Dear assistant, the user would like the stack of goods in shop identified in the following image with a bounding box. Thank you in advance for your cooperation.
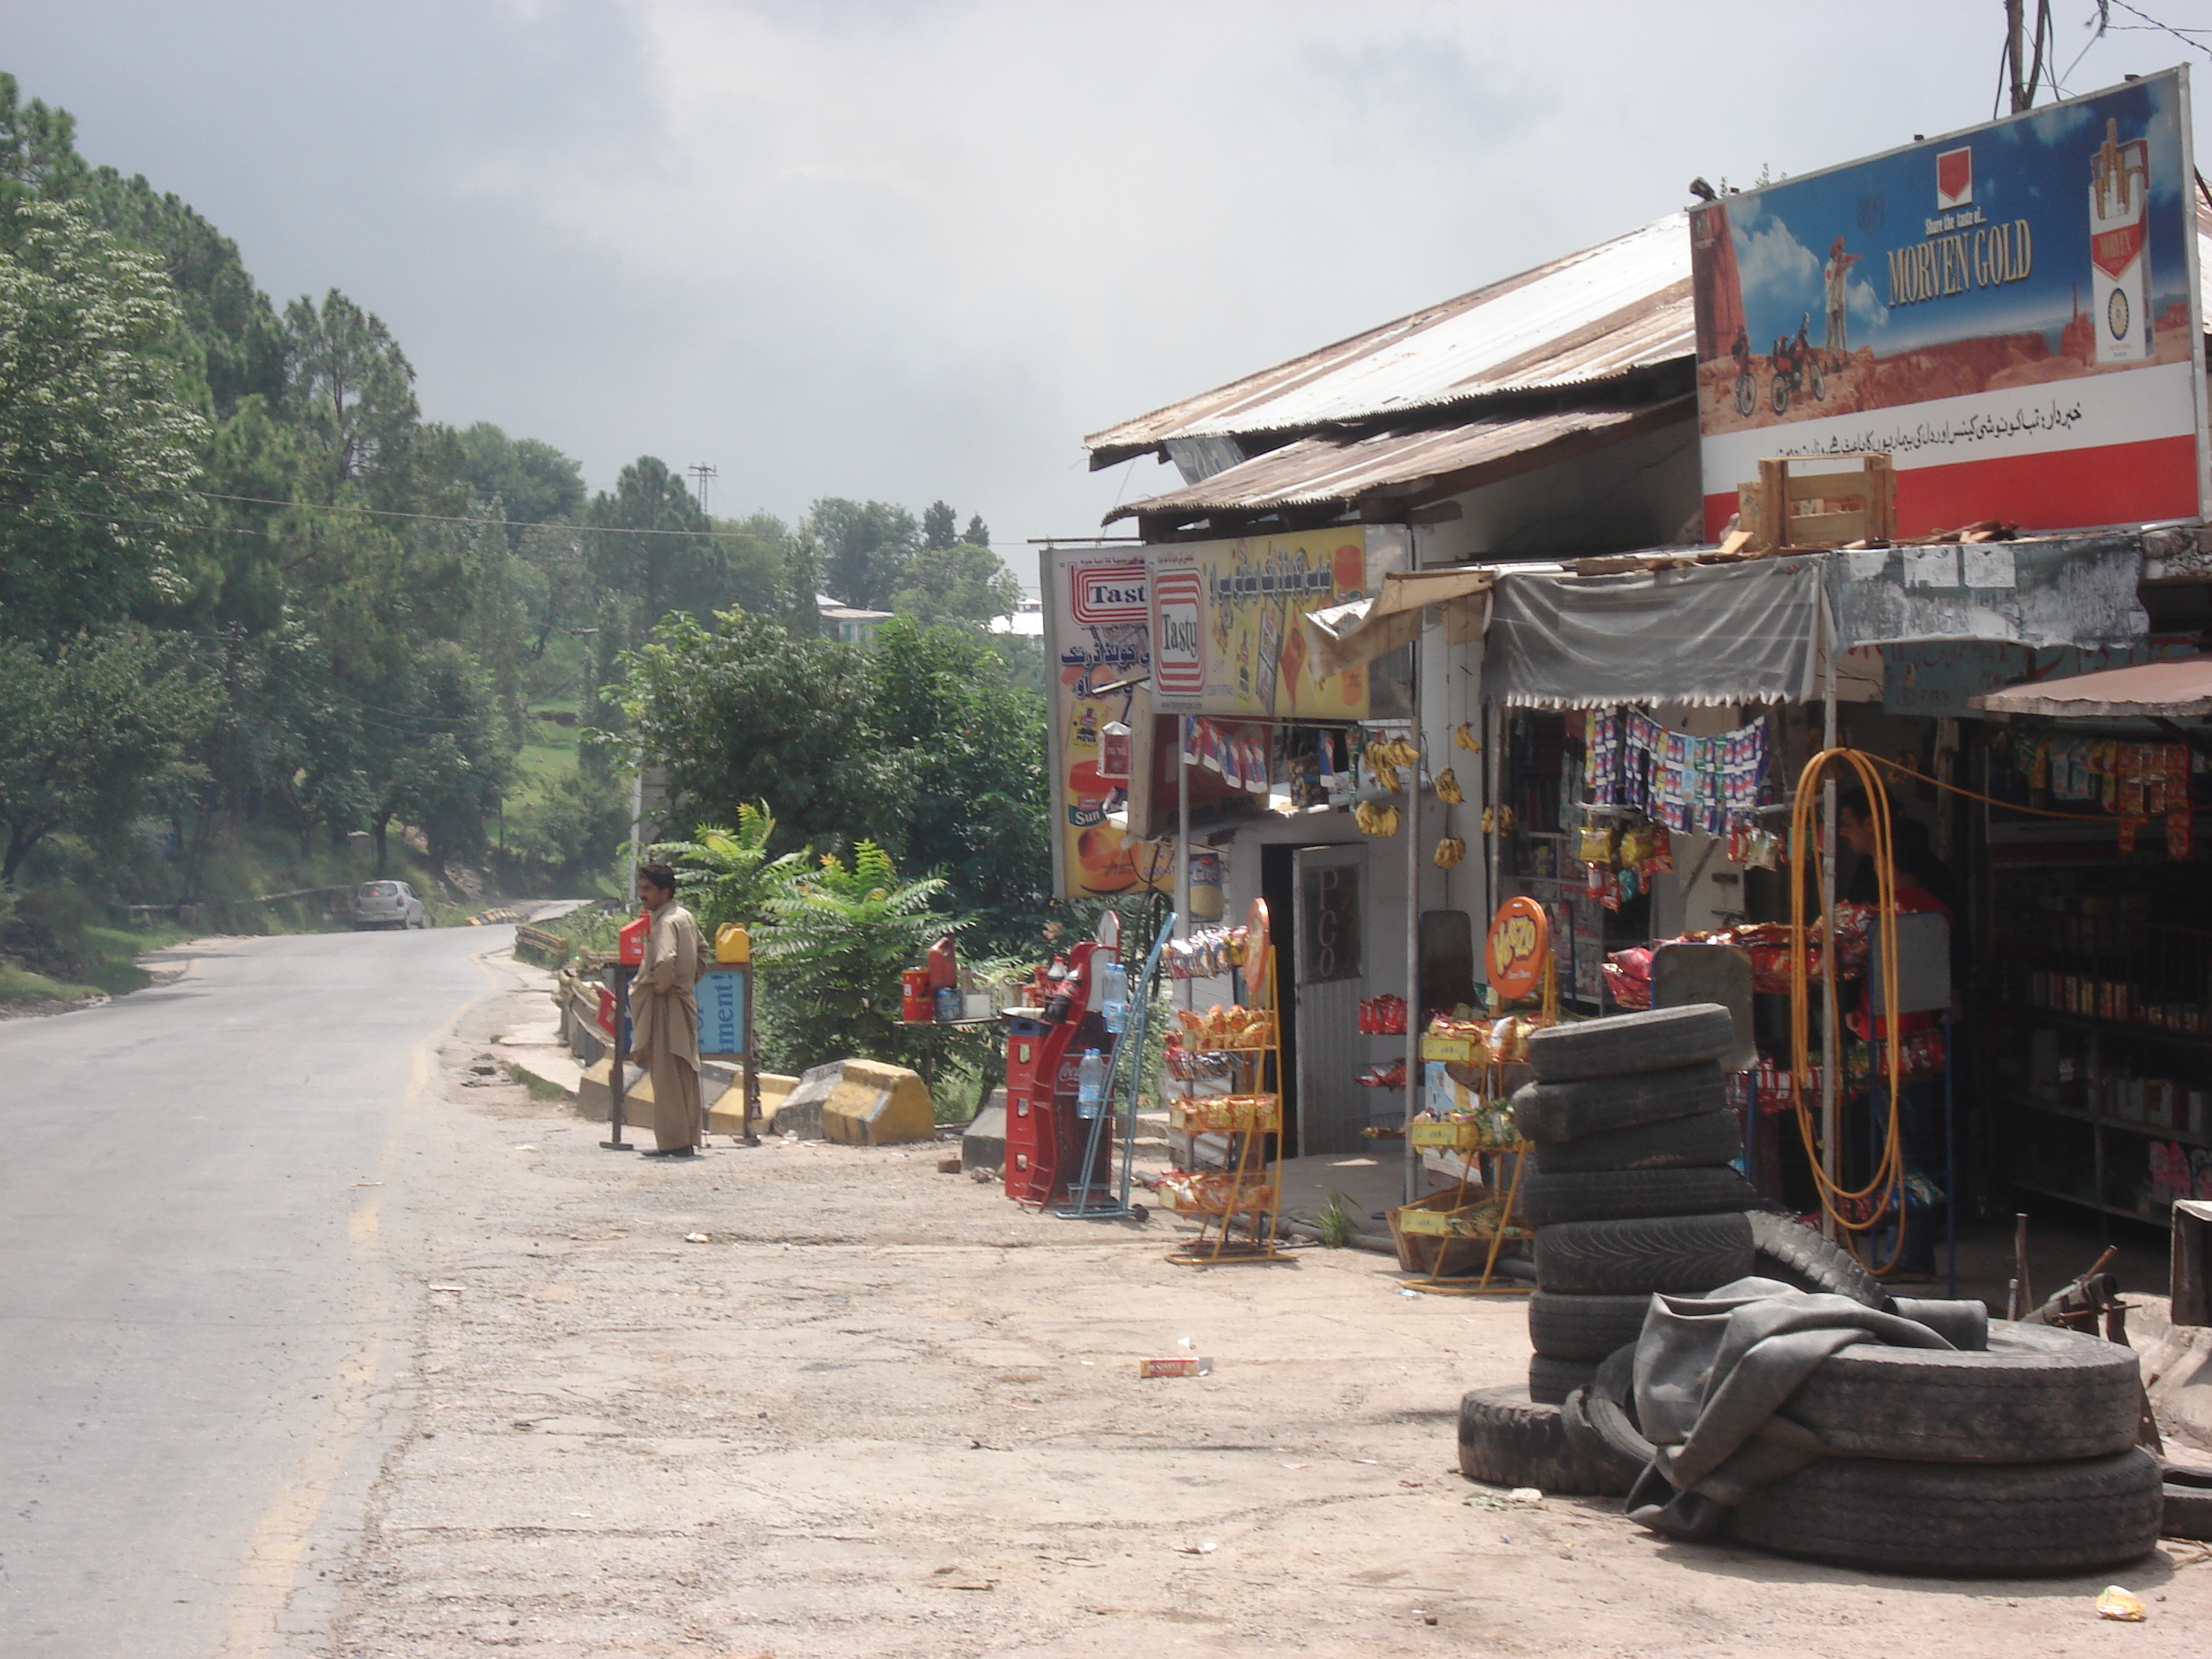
[1727,1055,1826,1118]
[1990,730,2208,859]
[1163,925,1246,981]
[1181,718,1276,797]
[1418,1009,1538,1066]
[1582,709,1775,837]
[1357,1058,1406,1091]
[1602,923,1817,1010]
[1159,959,1286,1262]
[1357,994,1407,1035]
[1154,1169,1278,1214]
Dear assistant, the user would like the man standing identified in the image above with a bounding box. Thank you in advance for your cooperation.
[628,861,707,1158]
[1822,236,1860,366]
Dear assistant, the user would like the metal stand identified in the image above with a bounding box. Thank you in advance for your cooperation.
[600,964,637,1151]
[1060,910,1177,1221]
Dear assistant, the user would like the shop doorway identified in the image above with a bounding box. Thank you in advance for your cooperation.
[1292,843,1368,1155]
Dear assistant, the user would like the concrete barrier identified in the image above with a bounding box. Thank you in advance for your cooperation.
[766,1059,936,1145]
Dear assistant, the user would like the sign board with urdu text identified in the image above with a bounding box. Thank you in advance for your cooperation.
[1690,68,2205,538]
[1147,530,1376,720]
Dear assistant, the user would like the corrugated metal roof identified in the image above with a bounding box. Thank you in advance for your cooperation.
[1086,214,1694,464]
[1105,400,1690,527]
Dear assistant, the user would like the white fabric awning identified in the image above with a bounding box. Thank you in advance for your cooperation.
[1972,657,2212,718]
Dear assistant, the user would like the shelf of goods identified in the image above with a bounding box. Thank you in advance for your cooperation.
[1987,898,2212,1225]
[1161,897,1291,1266]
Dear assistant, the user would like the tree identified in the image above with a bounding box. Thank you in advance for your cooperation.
[281,289,422,504]
[587,455,716,628]
[921,499,958,551]
[620,608,893,849]
[0,627,211,881]
[808,496,917,610]
[962,512,991,550]
[889,540,1023,628]
[459,422,585,541]
[862,617,1053,949]
[0,200,207,642]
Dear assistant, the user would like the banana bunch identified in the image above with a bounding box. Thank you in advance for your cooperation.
[1370,734,1420,768]
[1452,723,1483,755]
[1478,805,1516,835]
[1433,836,1467,868]
[1433,767,1463,805]
[1353,800,1402,837]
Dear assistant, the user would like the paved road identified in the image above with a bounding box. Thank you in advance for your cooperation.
[0,927,505,1659]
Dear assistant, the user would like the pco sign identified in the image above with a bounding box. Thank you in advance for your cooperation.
[1486,896,1551,1003]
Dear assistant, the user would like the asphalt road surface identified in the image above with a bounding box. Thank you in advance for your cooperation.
[0,925,506,1659]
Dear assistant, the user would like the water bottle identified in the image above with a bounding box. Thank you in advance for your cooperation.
[1077,1048,1106,1119]
[1101,961,1129,1035]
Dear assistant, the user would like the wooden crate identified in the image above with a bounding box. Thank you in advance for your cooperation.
[1739,452,1896,550]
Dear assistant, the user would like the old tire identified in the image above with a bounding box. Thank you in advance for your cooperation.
[1747,1212,1883,1307]
[1527,1353,1599,1404]
[1534,1109,1743,1174]
[1725,1448,2163,1577]
[1786,1322,2143,1463]
[1534,1214,1755,1295]
[1584,1342,1658,1469]
[2161,1466,2212,1540]
[1529,1291,1651,1362]
[1521,1166,1770,1228]
[1512,1062,1727,1144]
[1458,1386,1612,1492]
[1528,1005,1734,1083]
[1561,1384,1646,1496]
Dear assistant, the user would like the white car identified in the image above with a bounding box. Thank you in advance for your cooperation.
[354,880,429,930]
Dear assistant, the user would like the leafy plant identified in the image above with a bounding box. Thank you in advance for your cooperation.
[753,840,971,1077]
[1314,1188,1361,1249]
[651,802,805,932]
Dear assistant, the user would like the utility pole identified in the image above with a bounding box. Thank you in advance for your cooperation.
[2005,0,2051,114]
[687,463,719,518]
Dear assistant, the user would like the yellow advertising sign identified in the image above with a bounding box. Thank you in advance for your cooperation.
[1148,530,1371,720]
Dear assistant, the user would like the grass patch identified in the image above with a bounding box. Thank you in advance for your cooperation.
[505,1061,570,1102]
[0,960,104,1003]
[1313,1188,1361,1248]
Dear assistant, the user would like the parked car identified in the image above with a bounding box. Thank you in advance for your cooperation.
[354,880,429,930]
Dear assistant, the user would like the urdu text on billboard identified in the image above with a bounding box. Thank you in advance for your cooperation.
[1148,530,1372,720]
[1691,68,2203,539]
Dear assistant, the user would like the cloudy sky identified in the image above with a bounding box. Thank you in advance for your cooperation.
[7,2,2210,589]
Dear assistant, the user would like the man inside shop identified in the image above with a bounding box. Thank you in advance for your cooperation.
[1837,786,1957,914]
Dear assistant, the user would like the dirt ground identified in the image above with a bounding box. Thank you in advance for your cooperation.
[324,950,2212,1657]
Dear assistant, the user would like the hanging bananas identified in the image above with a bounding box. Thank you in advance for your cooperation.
[1433,767,1463,805]
[1353,800,1402,837]
[1452,723,1483,755]
[1433,836,1467,868]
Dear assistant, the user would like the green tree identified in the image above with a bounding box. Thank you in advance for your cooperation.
[281,289,423,504]
[962,512,990,549]
[0,200,207,642]
[889,540,1023,628]
[460,422,586,543]
[620,608,892,848]
[921,499,958,551]
[809,496,917,610]
[0,627,212,881]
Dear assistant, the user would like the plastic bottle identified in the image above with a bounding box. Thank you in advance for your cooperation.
[1101,961,1130,1035]
[1077,1048,1106,1119]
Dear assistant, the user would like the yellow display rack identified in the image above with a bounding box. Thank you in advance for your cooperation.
[1166,896,1294,1268]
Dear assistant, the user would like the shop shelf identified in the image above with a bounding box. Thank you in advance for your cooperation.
[2012,1093,2211,1149]
[1408,1119,1499,1151]
[1155,1177,1277,1217]
[2005,1174,2175,1228]
[1169,1095,1281,1135]
[1998,1006,2212,1052]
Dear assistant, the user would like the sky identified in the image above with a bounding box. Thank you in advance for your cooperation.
[6,1,2212,593]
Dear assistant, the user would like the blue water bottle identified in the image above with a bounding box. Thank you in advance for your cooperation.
[1077,1048,1106,1119]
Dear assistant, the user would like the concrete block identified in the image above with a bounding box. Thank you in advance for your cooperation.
[767,1063,839,1140]
[706,1071,800,1135]
[961,1101,1006,1174]
[818,1058,937,1146]
[575,1057,648,1123]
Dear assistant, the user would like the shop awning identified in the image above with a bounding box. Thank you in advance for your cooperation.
[1302,566,1499,676]
[1482,555,1824,709]
[1971,657,2212,719]
[1829,532,2147,651]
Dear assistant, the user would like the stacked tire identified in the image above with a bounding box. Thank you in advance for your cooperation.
[1459,1005,1879,1496]
[1569,1317,2164,1575]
